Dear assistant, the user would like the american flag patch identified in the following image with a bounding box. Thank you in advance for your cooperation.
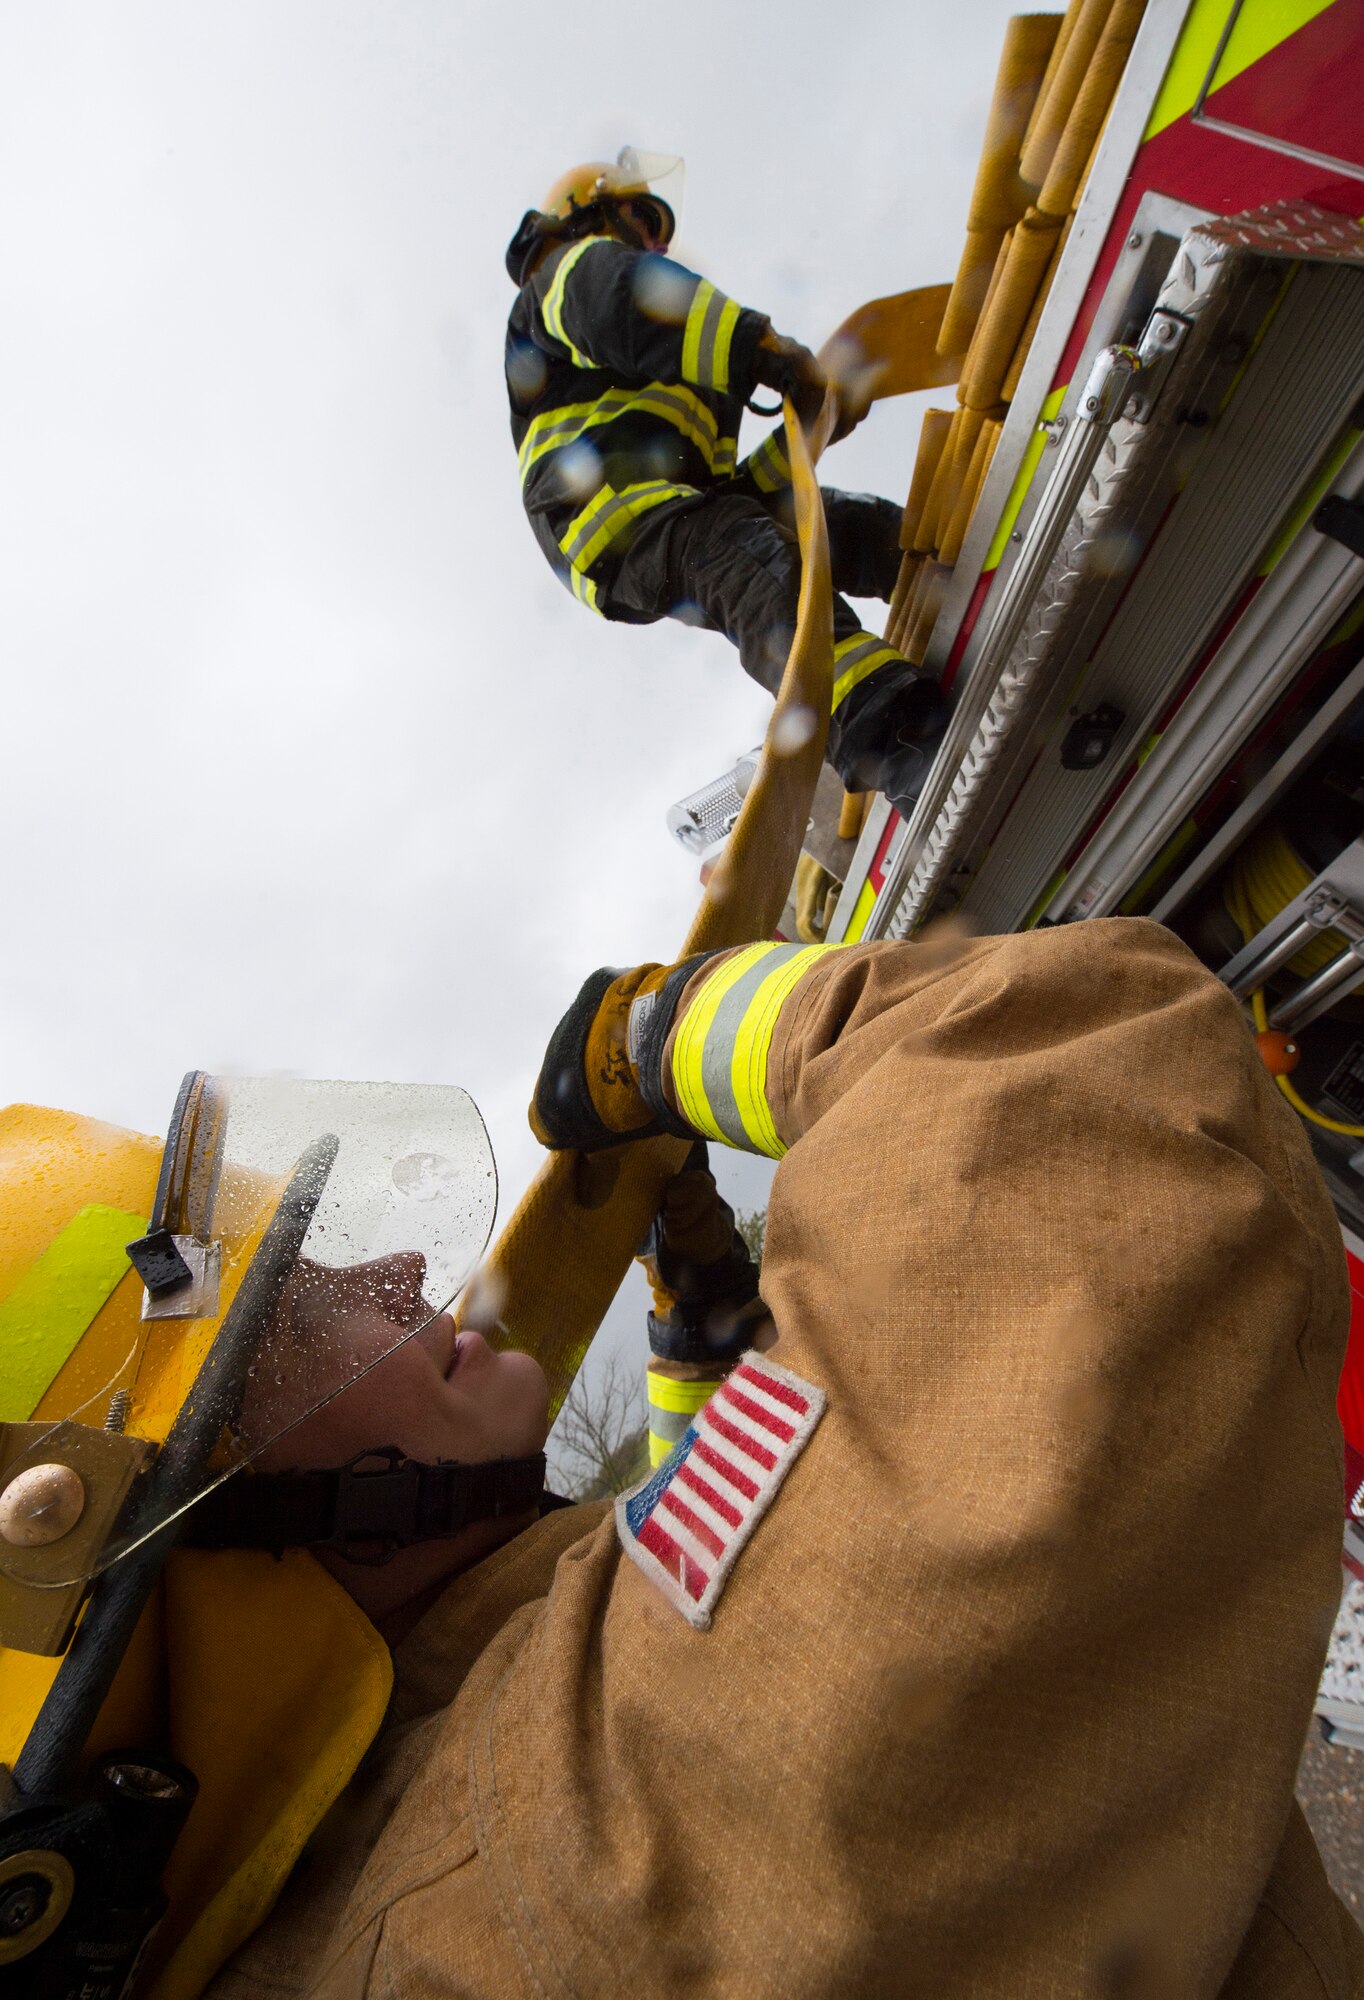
[615,1352,825,1629]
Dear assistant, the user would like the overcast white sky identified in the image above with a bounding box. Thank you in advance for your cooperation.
[2,0,1018,1410]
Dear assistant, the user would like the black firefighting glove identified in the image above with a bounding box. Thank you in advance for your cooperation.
[753,327,827,432]
[529,954,719,1152]
[639,1143,768,1366]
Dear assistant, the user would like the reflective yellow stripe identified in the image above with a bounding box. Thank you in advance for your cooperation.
[623,386,717,463]
[710,297,740,393]
[842,877,877,944]
[0,1206,146,1422]
[517,389,632,480]
[681,280,714,384]
[728,947,826,1157]
[745,430,791,494]
[541,239,602,368]
[832,632,901,713]
[682,280,742,393]
[518,380,724,484]
[649,1429,674,1467]
[558,479,696,577]
[560,484,631,568]
[646,1372,719,1416]
[569,568,601,613]
[670,942,773,1143]
[672,943,848,1158]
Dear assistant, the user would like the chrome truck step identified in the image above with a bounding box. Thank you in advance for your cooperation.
[873,202,1364,942]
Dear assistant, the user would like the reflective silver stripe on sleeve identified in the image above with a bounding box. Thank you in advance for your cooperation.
[744,430,791,494]
[517,389,633,478]
[694,943,817,1151]
[647,1404,693,1447]
[520,381,722,486]
[682,282,742,392]
[831,633,901,713]
[559,480,698,577]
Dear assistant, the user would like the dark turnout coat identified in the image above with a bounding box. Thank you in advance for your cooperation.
[506,235,792,617]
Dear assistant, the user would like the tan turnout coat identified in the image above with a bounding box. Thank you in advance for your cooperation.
[212,921,1364,1997]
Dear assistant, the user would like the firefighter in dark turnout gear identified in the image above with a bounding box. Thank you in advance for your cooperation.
[504,153,947,811]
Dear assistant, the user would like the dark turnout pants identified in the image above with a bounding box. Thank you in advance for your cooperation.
[608,487,926,793]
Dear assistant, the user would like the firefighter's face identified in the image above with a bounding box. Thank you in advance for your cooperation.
[615,196,670,255]
[237,1253,550,1625]
[241,1252,549,1472]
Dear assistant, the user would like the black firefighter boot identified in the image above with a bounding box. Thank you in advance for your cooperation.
[831,666,950,819]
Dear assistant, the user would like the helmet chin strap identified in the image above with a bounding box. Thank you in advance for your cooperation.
[184,1447,555,1566]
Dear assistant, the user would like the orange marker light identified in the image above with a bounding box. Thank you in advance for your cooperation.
[1255,1030,1300,1077]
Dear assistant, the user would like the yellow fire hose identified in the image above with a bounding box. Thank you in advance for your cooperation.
[891,1,1148,663]
[457,268,980,1412]
[457,396,835,1413]
[938,11,1064,358]
[817,282,965,407]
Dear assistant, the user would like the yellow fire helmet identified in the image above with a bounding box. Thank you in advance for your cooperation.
[506,146,683,282]
[541,146,683,243]
[0,1074,507,2000]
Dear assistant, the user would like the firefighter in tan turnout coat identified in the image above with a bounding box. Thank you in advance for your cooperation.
[199,918,1363,1999]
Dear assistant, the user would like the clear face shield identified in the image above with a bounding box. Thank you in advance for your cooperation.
[589,149,684,249]
[0,1073,496,1611]
[610,148,684,223]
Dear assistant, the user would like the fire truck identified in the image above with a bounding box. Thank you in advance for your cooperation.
[670,0,1364,1742]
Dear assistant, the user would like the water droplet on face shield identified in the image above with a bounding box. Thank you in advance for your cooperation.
[1089,524,1143,580]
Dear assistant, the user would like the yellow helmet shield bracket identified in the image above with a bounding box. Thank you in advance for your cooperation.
[125,1069,229,1322]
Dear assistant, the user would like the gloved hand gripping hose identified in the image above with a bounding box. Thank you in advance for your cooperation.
[753,329,828,432]
[640,1145,766,1367]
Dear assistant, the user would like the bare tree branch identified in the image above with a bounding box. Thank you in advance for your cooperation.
[734,1206,766,1265]
[547,1346,649,1499]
